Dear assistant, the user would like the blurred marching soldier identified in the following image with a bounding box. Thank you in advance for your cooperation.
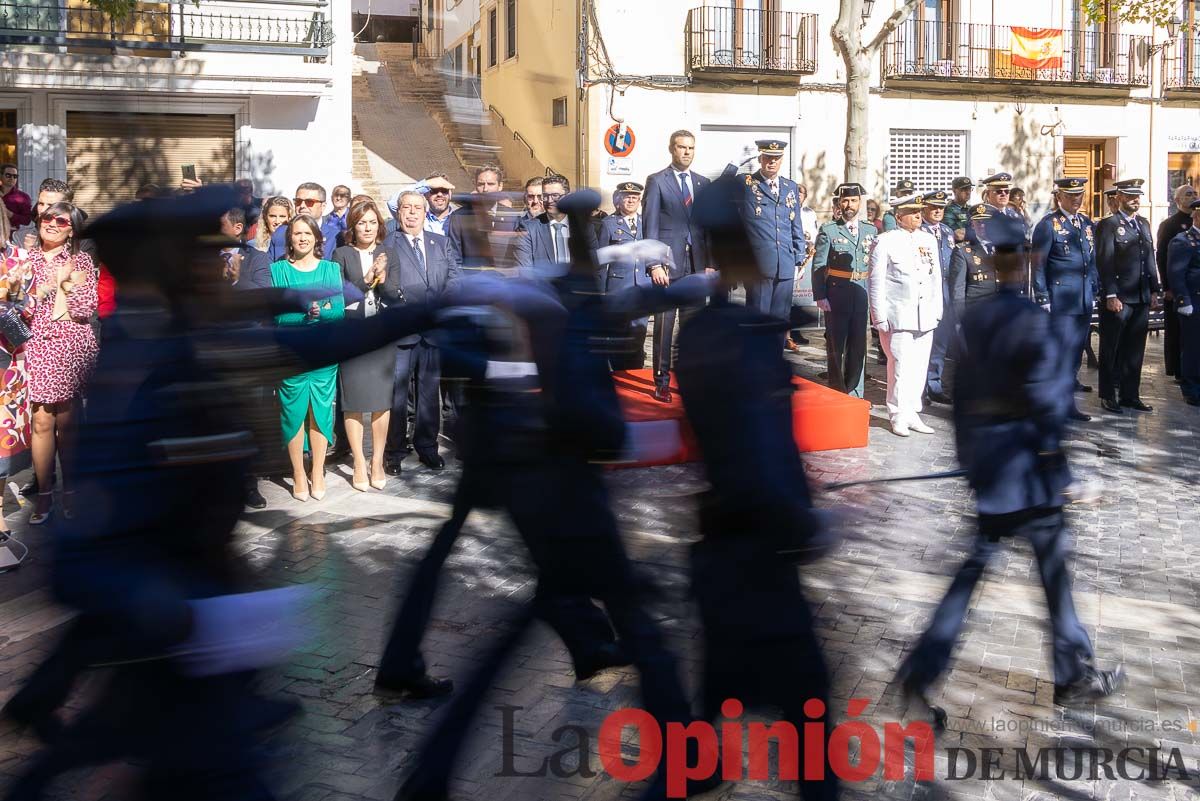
[1032,177,1100,422]
[1094,178,1160,414]
[1167,197,1200,406]
[880,177,917,232]
[812,182,875,398]
[739,139,808,340]
[897,213,1123,727]
[1157,184,1197,380]
[944,177,974,243]
[598,181,650,370]
[675,173,838,801]
[869,194,943,437]
[980,172,1023,221]
[921,190,957,404]
[950,204,1002,314]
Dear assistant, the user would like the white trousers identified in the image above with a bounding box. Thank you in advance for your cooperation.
[879,328,935,425]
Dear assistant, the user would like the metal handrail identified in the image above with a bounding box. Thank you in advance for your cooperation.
[488,103,535,160]
[685,6,817,74]
[881,19,1150,87]
[0,0,333,55]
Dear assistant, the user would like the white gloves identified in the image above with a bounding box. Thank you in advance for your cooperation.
[816,299,831,312]
[1041,304,1052,312]
[1180,304,1194,317]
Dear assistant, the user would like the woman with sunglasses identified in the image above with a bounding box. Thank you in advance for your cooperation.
[271,215,345,501]
[254,196,293,254]
[0,213,34,535]
[24,202,97,524]
[866,199,884,233]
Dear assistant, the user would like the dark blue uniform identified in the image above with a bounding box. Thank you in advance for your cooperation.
[812,217,874,397]
[1032,208,1099,412]
[1168,225,1200,404]
[741,170,807,322]
[898,283,1096,698]
[923,219,957,398]
[1094,211,1159,406]
[598,212,649,370]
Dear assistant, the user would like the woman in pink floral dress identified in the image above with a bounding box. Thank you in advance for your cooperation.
[0,217,34,535]
[24,202,98,524]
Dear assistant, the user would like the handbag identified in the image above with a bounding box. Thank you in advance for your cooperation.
[0,301,32,346]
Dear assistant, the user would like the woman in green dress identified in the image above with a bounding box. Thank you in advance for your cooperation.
[270,215,345,501]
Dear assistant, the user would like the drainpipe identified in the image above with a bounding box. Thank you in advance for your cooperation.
[576,0,587,188]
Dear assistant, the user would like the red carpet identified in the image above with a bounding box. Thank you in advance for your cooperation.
[610,369,869,469]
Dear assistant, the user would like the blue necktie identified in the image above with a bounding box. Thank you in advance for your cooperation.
[679,173,692,207]
[553,222,567,263]
[410,236,426,277]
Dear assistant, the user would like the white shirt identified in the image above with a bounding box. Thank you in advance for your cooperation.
[354,248,380,316]
[405,233,427,271]
[672,170,693,198]
[868,227,944,333]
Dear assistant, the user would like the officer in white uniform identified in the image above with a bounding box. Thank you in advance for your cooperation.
[868,193,944,436]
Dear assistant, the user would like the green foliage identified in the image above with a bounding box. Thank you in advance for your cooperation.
[81,0,139,19]
[1081,0,1183,27]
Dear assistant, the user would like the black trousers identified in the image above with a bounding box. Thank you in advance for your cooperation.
[376,462,617,684]
[398,460,691,799]
[1098,301,1149,403]
[609,322,648,371]
[385,342,441,460]
[651,306,697,378]
[1164,303,1181,377]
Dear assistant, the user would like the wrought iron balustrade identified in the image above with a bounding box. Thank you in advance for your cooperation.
[686,6,817,75]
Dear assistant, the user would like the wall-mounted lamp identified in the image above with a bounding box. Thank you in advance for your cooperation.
[861,0,875,23]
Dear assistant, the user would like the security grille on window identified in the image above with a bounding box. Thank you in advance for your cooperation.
[887,129,969,195]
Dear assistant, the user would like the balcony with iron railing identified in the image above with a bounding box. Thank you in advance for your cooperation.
[1163,40,1200,91]
[882,20,1150,90]
[685,6,817,79]
[0,0,333,56]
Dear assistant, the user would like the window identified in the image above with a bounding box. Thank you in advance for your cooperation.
[0,110,16,165]
[487,7,497,67]
[552,96,568,127]
[887,129,968,196]
[505,0,516,59]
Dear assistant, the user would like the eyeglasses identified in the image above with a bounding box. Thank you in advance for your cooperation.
[427,188,451,196]
[40,214,71,227]
[333,193,351,200]
[525,194,543,201]
[1,172,16,179]
[542,192,564,201]
[991,188,1011,195]
[293,197,323,208]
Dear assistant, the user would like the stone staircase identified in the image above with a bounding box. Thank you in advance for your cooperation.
[350,117,380,203]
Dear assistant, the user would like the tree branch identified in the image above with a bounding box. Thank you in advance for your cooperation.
[830,0,861,63]
[865,0,923,55]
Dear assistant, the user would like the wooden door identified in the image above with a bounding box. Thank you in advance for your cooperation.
[1063,138,1106,219]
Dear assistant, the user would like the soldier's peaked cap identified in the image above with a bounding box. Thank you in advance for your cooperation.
[1114,178,1145,196]
[834,183,865,198]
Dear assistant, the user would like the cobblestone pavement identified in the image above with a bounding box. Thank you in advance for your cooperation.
[1,334,1198,801]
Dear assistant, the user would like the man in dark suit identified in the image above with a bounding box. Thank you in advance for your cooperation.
[897,214,1122,725]
[641,129,712,402]
[597,181,651,370]
[445,164,521,271]
[219,207,272,290]
[921,190,957,404]
[1157,184,1196,379]
[1094,178,1160,414]
[513,174,597,275]
[382,190,460,474]
[1032,177,1100,421]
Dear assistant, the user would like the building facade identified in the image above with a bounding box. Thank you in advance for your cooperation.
[1,0,353,214]
[465,0,1200,228]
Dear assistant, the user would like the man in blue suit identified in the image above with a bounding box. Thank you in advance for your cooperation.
[219,206,272,291]
[381,190,461,475]
[1032,177,1100,421]
[598,181,650,369]
[1167,198,1200,406]
[642,129,713,401]
[921,190,958,404]
[267,181,341,261]
[740,139,806,340]
[513,174,597,277]
[897,214,1123,725]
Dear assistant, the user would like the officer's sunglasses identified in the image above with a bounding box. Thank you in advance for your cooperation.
[1,171,17,179]
[543,192,565,201]
[293,197,323,208]
[991,188,1011,195]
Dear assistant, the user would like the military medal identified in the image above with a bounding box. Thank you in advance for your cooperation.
[789,211,796,221]
[755,206,762,216]
[1117,226,1126,236]
[973,256,981,265]
[744,175,754,186]
[785,192,796,209]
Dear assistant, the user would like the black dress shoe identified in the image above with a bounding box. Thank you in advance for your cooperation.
[1074,381,1093,393]
[1120,399,1153,412]
[374,673,454,699]
[574,641,632,682]
[244,483,268,509]
[1100,398,1124,414]
[1068,409,1092,422]
[652,384,672,403]
[418,452,445,470]
[384,460,403,476]
[1054,665,1124,707]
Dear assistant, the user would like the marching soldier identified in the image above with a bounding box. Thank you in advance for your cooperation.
[980,172,1023,221]
[1167,197,1200,407]
[598,181,650,370]
[881,178,917,232]
[950,203,1001,317]
[812,182,875,398]
[921,190,956,404]
[1094,178,1160,414]
[945,177,974,242]
[740,139,807,335]
[1032,177,1100,422]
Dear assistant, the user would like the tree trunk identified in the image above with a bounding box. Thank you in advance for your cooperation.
[844,56,872,186]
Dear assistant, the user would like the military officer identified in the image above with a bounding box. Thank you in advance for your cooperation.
[741,139,807,336]
[1103,187,1121,217]
[812,182,875,398]
[921,190,957,404]
[1167,198,1200,406]
[880,178,917,232]
[1032,176,1100,422]
[949,204,1001,318]
[598,181,650,370]
[1094,178,1160,414]
[980,172,1023,221]
[944,177,974,242]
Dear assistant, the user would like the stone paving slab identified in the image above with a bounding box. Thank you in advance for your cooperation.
[1,339,1198,801]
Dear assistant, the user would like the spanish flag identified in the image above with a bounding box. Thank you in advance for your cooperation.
[1010,27,1064,69]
